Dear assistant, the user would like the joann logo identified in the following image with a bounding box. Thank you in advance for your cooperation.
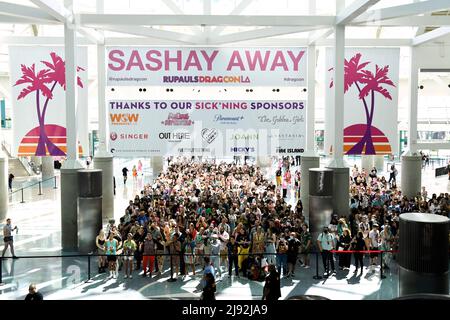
[110,113,140,125]
[230,147,255,153]
[231,133,258,140]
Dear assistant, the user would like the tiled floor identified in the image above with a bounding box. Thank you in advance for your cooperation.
[1,157,449,300]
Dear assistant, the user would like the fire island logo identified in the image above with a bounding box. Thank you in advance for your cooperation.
[161,113,194,126]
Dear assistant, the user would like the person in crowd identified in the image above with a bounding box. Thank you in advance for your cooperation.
[95,229,106,274]
[351,231,367,274]
[380,223,393,270]
[218,226,229,276]
[388,164,397,185]
[275,167,282,187]
[123,233,137,279]
[338,228,352,270]
[122,166,129,185]
[169,233,181,278]
[262,264,281,301]
[155,233,166,275]
[227,236,239,277]
[265,228,277,266]
[299,224,311,269]
[105,232,119,279]
[368,223,381,271]
[210,234,222,279]
[201,272,216,301]
[287,232,300,277]
[2,218,18,259]
[8,173,14,192]
[133,226,145,271]
[276,236,288,277]
[25,283,43,301]
[141,233,156,277]
[138,160,143,176]
[132,165,138,180]
[184,232,196,276]
[317,226,335,277]
[236,228,250,275]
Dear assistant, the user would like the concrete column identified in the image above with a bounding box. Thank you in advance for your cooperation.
[374,155,384,172]
[407,47,419,155]
[0,156,8,221]
[61,167,80,251]
[61,2,84,252]
[94,156,114,223]
[300,156,320,218]
[306,44,316,153]
[41,156,54,179]
[401,155,422,199]
[327,24,349,217]
[256,156,272,176]
[151,156,164,177]
[361,155,374,173]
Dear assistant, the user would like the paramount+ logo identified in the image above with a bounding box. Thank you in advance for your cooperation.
[110,113,140,125]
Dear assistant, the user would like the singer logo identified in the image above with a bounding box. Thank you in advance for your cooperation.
[110,113,140,125]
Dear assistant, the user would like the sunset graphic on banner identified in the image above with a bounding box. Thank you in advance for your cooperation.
[17,124,83,156]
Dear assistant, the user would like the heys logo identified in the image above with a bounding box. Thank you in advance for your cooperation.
[110,113,140,125]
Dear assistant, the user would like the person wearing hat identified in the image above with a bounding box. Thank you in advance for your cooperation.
[368,223,380,271]
[210,233,222,279]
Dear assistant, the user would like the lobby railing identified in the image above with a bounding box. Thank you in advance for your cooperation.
[9,176,58,203]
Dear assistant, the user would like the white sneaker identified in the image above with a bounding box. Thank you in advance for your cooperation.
[304,265,310,269]
[129,275,133,279]
[124,275,128,279]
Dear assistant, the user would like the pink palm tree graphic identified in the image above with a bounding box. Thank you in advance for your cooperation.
[330,53,395,155]
[14,52,84,156]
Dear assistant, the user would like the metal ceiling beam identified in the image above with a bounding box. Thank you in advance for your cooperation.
[30,0,70,22]
[78,14,336,27]
[308,28,333,45]
[336,0,380,25]
[78,27,105,44]
[99,25,203,44]
[0,1,59,23]
[0,36,413,47]
[161,0,202,37]
[352,15,450,26]
[211,0,255,36]
[0,14,57,24]
[210,26,327,45]
[353,0,450,24]
[412,26,450,46]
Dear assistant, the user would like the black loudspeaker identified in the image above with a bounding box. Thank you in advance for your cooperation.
[78,169,102,198]
[309,168,333,196]
[398,212,449,296]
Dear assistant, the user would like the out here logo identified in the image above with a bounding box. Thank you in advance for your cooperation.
[110,113,140,125]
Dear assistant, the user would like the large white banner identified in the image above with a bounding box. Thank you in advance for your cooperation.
[9,46,89,157]
[108,100,306,157]
[107,47,307,87]
[324,48,399,155]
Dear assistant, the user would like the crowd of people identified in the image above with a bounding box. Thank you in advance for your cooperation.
[92,157,450,298]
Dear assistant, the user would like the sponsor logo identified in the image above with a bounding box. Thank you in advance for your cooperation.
[110,133,149,140]
[230,133,259,140]
[178,148,210,153]
[159,132,191,141]
[269,133,304,139]
[161,113,194,126]
[276,148,304,153]
[110,148,115,153]
[230,147,255,153]
[213,114,244,124]
[201,128,218,144]
[110,113,140,125]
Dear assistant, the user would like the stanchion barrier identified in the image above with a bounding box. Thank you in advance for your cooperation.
[20,188,24,203]
[38,181,42,196]
[312,252,322,280]
[0,256,3,286]
[86,253,92,282]
[54,176,57,189]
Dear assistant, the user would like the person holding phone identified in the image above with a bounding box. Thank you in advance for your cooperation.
[2,218,18,259]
